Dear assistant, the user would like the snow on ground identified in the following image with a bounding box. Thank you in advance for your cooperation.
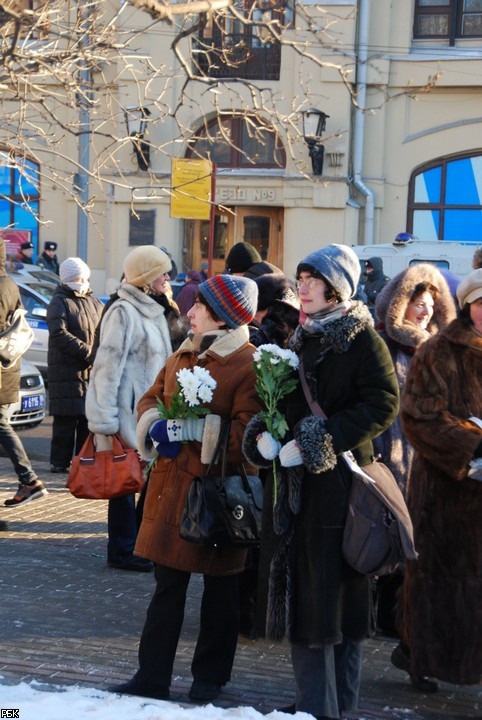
[0,680,310,720]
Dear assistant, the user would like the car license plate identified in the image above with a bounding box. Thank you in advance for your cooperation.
[21,394,45,412]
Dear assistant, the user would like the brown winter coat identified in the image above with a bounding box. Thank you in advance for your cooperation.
[134,326,262,575]
[400,319,482,685]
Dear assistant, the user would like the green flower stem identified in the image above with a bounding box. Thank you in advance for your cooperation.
[272,459,278,506]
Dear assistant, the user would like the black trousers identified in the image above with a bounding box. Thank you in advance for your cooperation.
[137,564,240,687]
[50,414,89,468]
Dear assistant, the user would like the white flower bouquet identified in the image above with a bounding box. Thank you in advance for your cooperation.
[253,344,299,503]
[157,366,217,419]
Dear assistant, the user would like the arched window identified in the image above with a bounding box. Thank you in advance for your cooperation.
[408,152,482,242]
[0,153,40,248]
[186,115,286,169]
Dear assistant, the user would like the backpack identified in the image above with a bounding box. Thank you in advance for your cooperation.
[342,451,417,576]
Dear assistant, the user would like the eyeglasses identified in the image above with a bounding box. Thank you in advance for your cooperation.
[295,278,324,291]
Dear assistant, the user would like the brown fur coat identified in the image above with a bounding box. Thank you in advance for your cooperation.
[400,319,482,684]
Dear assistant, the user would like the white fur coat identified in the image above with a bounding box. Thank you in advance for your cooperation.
[86,284,172,448]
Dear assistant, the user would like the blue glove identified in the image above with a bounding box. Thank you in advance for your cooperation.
[149,420,181,458]
[149,418,205,459]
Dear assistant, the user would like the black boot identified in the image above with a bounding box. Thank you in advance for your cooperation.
[391,642,438,693]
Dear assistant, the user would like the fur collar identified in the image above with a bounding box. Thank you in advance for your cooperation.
[290,301,373,354]
[375,263,456,349]
[176,325,250,359]
[443,318,482,351]
[116,283,166,319]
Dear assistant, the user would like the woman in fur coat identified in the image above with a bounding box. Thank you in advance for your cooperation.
[372,265,456,649]
[243,245,399,720]
[111,274,262,704]
[86,246,177,572]
[398,268,482,687]
[374,263,456,495]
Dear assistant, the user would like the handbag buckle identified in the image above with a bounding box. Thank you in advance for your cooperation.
[232,504,244,520]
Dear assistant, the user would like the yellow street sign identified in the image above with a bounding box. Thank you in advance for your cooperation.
[170,158,212,219]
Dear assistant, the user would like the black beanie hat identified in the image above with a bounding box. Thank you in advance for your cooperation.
[254,273,297,311]
[225,242,262,274]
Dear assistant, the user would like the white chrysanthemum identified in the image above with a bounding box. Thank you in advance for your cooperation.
[183,386,200,407]
[198,384,214,403]
[193,366,217,389]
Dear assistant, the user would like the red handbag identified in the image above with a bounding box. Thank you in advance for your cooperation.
[66,432,145,499]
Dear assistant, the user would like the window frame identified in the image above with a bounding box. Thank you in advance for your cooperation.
[407,151,482,241]
[186,115,286,170]
[0,153,40,249]
[413,0,482,44]
[193,0,293,80]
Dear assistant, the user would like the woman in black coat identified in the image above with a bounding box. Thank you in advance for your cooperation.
[47,257,103,472]
[243,244,398,720]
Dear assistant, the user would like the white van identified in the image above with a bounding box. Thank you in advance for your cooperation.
[352,239,480,281]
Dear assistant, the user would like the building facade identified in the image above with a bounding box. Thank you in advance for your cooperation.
[2,0,482,293]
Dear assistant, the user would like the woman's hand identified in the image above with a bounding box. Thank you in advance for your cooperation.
[149,418,205,459]
[279,439,303,467]
[256,431,281,460]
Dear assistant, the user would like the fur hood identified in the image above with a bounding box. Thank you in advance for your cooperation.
[375,263,456,349]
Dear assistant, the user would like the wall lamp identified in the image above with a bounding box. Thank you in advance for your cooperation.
[124,105,151,171]
[302,108,329,176]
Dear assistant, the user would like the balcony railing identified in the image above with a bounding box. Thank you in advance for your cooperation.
[193,34,281,81]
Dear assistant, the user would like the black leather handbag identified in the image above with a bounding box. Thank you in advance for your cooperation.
[179,422,263,548]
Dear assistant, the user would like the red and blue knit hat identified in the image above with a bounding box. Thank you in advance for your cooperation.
[199,274,258,329]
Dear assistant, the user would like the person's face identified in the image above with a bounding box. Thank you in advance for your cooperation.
[296,272,333,315]
[150,272,170,295]
[187,299,225,334]
[405,290,434,329]
[365,264,373,275]
[45,248,55,256]
[22,247,33,257]
[469,297,482,334]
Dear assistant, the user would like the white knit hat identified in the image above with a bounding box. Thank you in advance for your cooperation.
[123,246,172,287]
[59,257,90,283]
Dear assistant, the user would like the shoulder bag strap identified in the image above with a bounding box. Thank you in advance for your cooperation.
[204,420,230,475]
[298,358,327,420]
[299,359,354,469]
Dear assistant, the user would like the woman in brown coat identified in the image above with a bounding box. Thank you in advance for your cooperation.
[398,268,482,686]
[111,274,262,703]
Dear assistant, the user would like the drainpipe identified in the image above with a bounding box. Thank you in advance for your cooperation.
[352,0,374,246]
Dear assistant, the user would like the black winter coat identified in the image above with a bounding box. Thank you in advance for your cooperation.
[244,303,399,645]
[47,284,103,416]
[0,274,23,404]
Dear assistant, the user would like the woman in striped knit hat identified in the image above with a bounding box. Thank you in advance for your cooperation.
[111,274,263,704]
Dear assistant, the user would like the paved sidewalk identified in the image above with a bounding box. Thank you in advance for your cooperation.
[0,460,480,720]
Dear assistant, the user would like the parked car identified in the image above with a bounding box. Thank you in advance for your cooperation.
[7,358,46,429]
[7,261,60,285]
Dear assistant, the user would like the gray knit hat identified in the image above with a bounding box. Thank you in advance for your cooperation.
[297,244,361,301]
[60,257,90,283]
[199,274,258,328]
